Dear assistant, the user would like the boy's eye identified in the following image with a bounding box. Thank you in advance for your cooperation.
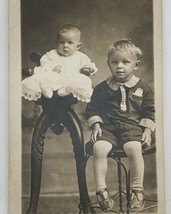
[123,60,130,64]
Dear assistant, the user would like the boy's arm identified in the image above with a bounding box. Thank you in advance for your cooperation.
[91,123,102,143]
[85,85,104,127]
[85,86,103,142]
[139,87,155,132]
[139,86,155,147]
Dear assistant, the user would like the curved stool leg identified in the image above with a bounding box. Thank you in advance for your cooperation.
[26,112,53,214]
[64,110,95,214]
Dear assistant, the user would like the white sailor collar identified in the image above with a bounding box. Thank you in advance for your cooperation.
[106,75,140,91]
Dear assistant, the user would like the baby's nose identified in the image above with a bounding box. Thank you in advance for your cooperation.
[63,42,69,47]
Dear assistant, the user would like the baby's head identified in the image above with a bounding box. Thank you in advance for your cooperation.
[56,24,82,57]
[107,39,143,82]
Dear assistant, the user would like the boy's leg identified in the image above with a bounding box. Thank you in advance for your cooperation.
[93,140,113,191]
[123,141,144,190]
[93,140,114,211]
[123,141,145,209]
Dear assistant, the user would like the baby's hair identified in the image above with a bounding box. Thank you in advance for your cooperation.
[108,39,143,59]
[57,24,81,40]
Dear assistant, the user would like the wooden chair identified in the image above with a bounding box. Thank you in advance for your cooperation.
[85,141,157,214]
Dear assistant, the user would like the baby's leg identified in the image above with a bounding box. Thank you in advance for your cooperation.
[40,81,53,99]
[93,140,113,191]
[22,76,42,101]
[123,141,144,190]
[69,74,93,102]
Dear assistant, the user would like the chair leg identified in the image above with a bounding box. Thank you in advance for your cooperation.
[117,161,124,213]
[115,158,130,214]
[64,110,94,214]
[26,113,53,214]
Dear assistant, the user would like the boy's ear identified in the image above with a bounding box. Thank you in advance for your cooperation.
[77,42,82,50]
[134,60,140,70]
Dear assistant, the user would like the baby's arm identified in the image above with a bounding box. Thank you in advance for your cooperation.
[39,50,61,72]
[79,53,98,76]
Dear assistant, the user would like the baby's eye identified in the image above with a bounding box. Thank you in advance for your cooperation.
[69,42,74,45]
[111,61,117,64]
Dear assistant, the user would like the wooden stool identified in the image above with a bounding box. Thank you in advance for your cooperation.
[23,52,92,214]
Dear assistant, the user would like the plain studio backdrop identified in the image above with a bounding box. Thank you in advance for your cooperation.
[7,0,163,213]
[21,0,158,213]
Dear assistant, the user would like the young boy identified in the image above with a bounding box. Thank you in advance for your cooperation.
[85,39,155,211]
[22,24,97,103]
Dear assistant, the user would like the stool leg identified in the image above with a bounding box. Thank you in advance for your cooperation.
[65,110,94,214]
[26,113,53,214]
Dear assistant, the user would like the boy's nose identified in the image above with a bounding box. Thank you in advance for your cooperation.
[117,62,122,67]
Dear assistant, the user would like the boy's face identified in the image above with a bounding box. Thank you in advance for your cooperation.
[108,50,139,82]
[57,31,81,57]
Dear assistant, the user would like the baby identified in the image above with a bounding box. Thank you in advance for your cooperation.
[22,24,98,103]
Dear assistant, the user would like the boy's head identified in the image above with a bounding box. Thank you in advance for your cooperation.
[107,39,143,82]
[56,24,82,57]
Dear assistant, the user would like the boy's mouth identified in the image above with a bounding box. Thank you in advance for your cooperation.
[116,71,124,74]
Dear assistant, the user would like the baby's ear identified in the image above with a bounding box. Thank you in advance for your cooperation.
[77,42,82,50]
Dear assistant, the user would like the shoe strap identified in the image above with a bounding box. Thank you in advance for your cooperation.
[131,189,144,201]
[96,188,108,196]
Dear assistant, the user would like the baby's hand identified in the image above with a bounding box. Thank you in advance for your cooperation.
[80,63,98,76]
[52,65,61,73]
[141,128,152,148]
[91,123,102,143]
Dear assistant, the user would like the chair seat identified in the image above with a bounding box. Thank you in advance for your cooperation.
[86,141,156,159]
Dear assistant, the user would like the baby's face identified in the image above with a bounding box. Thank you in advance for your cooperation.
[56,31,81,57]
[108,50,139,82]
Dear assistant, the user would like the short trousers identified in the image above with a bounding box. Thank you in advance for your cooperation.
[96,121,143,148]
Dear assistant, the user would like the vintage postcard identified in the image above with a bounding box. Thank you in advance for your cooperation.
[9,0,165,213]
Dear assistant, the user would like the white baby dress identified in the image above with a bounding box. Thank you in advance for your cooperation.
[22,50,97,102]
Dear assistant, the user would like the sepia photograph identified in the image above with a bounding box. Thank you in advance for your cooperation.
[9,0,164,213]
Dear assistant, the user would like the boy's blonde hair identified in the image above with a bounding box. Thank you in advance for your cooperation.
[108,39,143,59]
[57,24,81,40]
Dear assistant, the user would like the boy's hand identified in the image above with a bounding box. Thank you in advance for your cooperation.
[91,123,102,143]
[141,128,152,148]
